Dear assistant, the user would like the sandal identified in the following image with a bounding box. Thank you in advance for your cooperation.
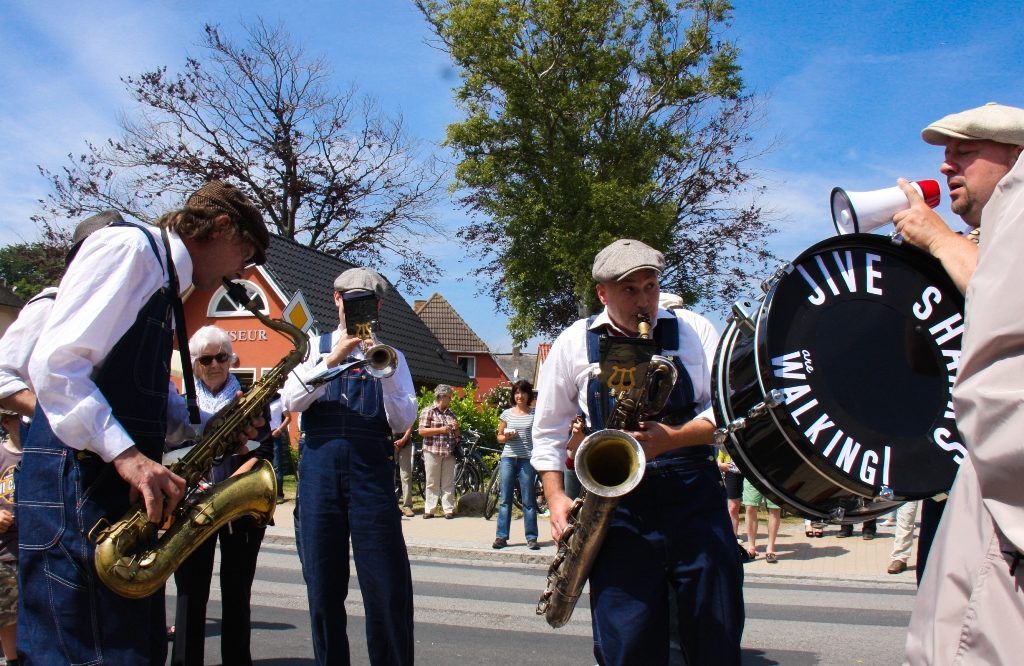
[746,548,758,560]
[766,552,778,564]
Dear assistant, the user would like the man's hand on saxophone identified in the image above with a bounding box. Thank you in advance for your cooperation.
[113,446,187,523]
[629,417,716,458]
[539,470,573,543]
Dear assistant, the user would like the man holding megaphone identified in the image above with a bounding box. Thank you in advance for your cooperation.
[901,102,1024,666]
[894,102,1024,293]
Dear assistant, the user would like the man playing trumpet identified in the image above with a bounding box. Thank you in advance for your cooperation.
[531,239,744,665]
[281,267,418,665]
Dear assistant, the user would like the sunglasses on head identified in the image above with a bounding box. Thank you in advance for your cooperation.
[197,352,232,366]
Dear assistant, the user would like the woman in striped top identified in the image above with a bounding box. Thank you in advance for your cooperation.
[492,380,540,550]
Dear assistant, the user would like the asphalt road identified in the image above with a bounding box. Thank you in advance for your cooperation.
[165,542,915,665]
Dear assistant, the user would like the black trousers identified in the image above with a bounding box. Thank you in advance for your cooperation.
[171,517,266,666]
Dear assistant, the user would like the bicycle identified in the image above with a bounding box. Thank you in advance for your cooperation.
[483,461,548,520]
[452,428,487,496]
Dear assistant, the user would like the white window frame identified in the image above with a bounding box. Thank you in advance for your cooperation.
[207,280,270,318]
[230,368,257,391]
[457,355,477,379]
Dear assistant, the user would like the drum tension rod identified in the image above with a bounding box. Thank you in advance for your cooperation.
[713,389,785,444]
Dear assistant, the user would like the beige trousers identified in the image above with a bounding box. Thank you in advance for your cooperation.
[890,500,919,564]
[423,450,455,514]
[905,457,1024,665]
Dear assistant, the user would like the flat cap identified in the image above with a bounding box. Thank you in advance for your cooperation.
[333,267,388,298]
[592,238,665,282]
[658,292,685,310]
[433,384,453,398]
[922,102,1024,147]
[66,210,126,264]
[187,180,269,265]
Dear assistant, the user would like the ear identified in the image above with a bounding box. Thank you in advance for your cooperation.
[211,213,233,238]
[596,282,609,306]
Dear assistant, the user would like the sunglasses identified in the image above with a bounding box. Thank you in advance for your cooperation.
[197,352,232,366]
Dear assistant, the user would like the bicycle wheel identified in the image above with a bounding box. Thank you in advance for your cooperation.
[483,468,501,520]
[412,450,426,498]
[454,460,483,496]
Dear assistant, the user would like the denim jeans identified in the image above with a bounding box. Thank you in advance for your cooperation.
[495,456,538,541]
[272,434,290,497]
[589,449,744,666]
[17,418,167,665]
[297,434,413,665]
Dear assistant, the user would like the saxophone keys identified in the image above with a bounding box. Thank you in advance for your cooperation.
[138,551,158,569]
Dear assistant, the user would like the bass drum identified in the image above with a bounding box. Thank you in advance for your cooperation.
[713,234,966,522]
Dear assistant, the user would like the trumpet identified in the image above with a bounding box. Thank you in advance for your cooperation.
[363,342,398,379]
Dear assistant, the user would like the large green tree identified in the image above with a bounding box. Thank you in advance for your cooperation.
[0,227,71,300]
[418,0,774,342]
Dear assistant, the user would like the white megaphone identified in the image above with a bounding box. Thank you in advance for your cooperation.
[830,179,941,235]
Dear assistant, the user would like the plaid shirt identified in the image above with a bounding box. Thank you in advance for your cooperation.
[419,404,458,456]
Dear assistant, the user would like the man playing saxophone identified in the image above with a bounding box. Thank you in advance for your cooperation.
[17,181,269,665]
[531,238,744,665]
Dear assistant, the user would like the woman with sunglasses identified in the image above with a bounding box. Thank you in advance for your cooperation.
[170,325,272,666]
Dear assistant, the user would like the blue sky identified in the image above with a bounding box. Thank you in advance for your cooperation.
[2,1,1023,351]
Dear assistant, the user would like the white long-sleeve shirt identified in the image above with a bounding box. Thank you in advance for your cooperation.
[28,224,197,462]
[531,307,719,473]
[0,287,57,399]
[280,329,418,435]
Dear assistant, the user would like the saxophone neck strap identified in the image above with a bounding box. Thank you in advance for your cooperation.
[162,227,200,425]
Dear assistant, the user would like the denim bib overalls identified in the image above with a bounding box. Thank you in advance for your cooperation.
[584,316,745,666]
[295,333,413,666]
[17,222,174,665]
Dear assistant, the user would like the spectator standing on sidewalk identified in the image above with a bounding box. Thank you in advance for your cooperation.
[394,424,415,517]
[838,519,877,540]
[419,384,460,519]
[742,479,781,563]
[887,501,920,575]
[492,379,539,550]
[269,395,291,503]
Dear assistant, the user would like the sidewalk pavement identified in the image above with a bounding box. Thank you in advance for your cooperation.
[265,498,918,587]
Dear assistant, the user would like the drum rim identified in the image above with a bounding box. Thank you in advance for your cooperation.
[754,233,963,500]
[713,320,839,519]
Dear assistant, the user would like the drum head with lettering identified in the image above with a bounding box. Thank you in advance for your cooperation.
[755,234,965,500]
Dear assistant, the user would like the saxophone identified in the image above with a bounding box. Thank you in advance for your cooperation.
[92,280,309,599]
[537,314,678,627]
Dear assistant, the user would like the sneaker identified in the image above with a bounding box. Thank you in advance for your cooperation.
[527,539,540,550]
[492,537,508,549]
[423,512,434,519]
[887,559,908,574]
[879,519,896,527]
[444,513,454,519]
[276,496,287,505]
[401,507,414,518]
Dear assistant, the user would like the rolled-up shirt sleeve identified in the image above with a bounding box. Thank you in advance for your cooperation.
[381,349,417,434]
[28,227,183,462]
[0,290,55,399]
[531,324,588,473]
[280,331,417,434]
